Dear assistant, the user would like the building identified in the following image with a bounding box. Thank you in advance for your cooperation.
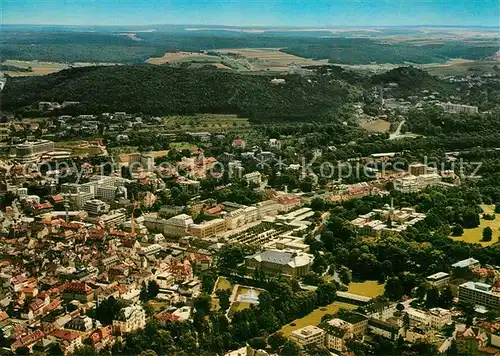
[350,204,426,237]
[458,281,500,311]
[440,102,479,115]
[323,320,352,352]
[15,140,54,163]
[243,172,262,186]
[290,325,325,347]
[429,308,452,329]
[426,272,450,287]
[245,250,313,278]
[163,214,194,238]
[61,282,94,302]
[113,305,146,334]
[409,163,428,176]
[83,199,110,216]
[189,218,227,239]
[393,173,442,193]
[452,257,480,270]
[368,318,400,340]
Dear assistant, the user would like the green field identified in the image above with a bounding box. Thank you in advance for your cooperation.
[163,114,252,133]
[280,301,357,336]
[347,280,385,297]
[450,205,500,247]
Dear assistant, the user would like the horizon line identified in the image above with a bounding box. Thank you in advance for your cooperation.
[2,23,499,29]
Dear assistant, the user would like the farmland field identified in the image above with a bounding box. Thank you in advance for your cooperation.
[280,301,357,336]
[450,205,500,247]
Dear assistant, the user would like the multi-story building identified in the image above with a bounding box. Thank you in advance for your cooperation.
[323,321,351,352]
[244,171,262,186]
[368,318,400,340]
[458,281,500,311]
[409,163,428,176]
[440,102,479,115]
[163,214,194,238]
[83,199,110,215]
[113,305,146,334]
[429,308,452,329]
[290,325,325,347]
[189,218,227,239]
[15,140,54,163]
[245,250,313,278]
[426,272,450,287]
[393,173,442,193]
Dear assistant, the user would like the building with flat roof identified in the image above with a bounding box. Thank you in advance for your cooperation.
[15,140,54,163]
[426,272,450,287]
[189,218,227,239]
[290,325,325,347]
[83,199,110,216]
[459,281,500,311]
[440,102,478,115]
[452,258,480,269]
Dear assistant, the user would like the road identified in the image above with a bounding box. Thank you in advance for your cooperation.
[389,120,405,140]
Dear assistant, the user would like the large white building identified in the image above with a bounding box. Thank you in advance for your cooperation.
[459,281,500,311]
[290,325,325,347]
[163,214,194,238]
[440,102,479,115]
[15,140,54,163]
[393,173,442,193]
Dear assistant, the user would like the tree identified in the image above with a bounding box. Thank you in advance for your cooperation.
[447,340,458,355]
[396,303,405,314]
[315,282,337,306]
[403,312,410,336]
[425,286,440,308]
[495,203,500,214]
[338,266,352,285]
[439,285,454,308]
[451,224,464,236]
[281,340,301,356]
[193,293,212,317]
[482,227,493,242]
[148,280,160,299]
[248,337,267,350]
[385,277,404,301]
[268,332,287,351]
[216,289,231,312]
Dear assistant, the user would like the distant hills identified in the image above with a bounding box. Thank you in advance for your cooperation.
[0,25,498,65]
[0,65,359,119]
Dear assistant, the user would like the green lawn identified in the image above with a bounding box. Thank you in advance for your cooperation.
[450,205,500,247]
[347,280,385,298]
[280,302,357,336]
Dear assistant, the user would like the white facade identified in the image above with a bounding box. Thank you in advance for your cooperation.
[290,325,325,347]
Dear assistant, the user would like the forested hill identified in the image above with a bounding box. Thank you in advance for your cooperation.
[1,65,359,120]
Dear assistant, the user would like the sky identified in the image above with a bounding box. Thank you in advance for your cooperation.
[2,0,499,27]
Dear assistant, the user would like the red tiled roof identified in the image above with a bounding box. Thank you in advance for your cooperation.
[33,202,53,210]
[52,329,80,341]
[156,313,180,321]
[63,282,93,295]
[51,195,64,203]
[12,330,44,349]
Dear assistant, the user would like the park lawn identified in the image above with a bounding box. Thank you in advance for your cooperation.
[214,277,232,292]
[450,204,500,247]
[348,280,385,298]
[280,302,356,336]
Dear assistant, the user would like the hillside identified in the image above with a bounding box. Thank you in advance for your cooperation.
[0,65,359,120]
